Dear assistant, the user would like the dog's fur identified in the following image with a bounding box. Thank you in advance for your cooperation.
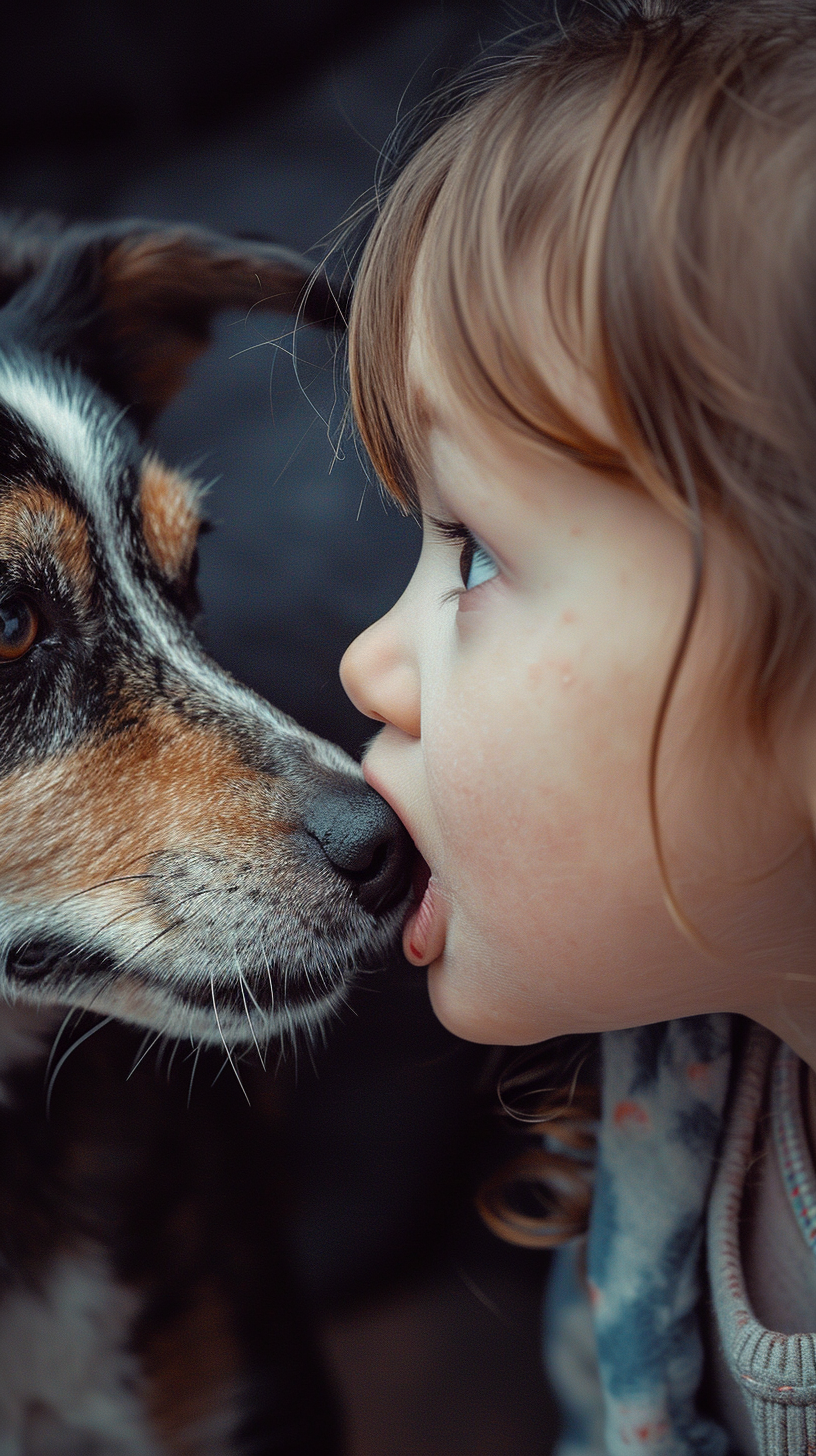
[0,214,411,1454]
[0,215,409,1046]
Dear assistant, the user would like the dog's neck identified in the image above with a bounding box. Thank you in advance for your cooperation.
[0,1001,61,1095]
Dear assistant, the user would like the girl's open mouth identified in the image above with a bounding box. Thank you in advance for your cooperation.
[402,854,445,966]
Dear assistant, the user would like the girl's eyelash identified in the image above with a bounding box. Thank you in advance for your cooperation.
[428,516,472,547]
[428,516,477,602]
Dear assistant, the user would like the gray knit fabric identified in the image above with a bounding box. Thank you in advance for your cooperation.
[708,1026,816,1456]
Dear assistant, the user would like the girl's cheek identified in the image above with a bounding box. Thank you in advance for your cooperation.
[423,660,589,880]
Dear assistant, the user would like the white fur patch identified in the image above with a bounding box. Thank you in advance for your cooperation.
[0,355,124,513]
[0,1252,157,1456]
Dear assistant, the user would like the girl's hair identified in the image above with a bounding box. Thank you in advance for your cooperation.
[475,1041,599,1249]
[347,0,816,1242]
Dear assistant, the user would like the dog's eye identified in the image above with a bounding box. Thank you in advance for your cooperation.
[0,595,38,662]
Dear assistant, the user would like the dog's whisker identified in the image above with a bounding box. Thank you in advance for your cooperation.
[210,1055,230,1088]
[107,919,186,978]
[32,895,176,980]
[129,1027,155,1070]
[48,867,249,972]
[187,1042,203,1109]
[127,1029,163,1080]
[46,1015,115,1117]
[50,869,157,915]
[67,900,150,959]
[232,951,267,1066]
[289,1012,301,1082]
[237,973,258,1059]
[165,1035,183,1082]
[82,884,221,962]
[236,956,264,1017]
[210,973,249,1104]
[44,1006,83,1087]
[8,939,55,976]
[152,1033,168,1076]
[235,961,266,1071]
[260,942,275,1014]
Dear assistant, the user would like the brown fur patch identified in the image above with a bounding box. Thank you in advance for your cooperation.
[103,238,209,411]
[0,708,291,905]
[0,483,94,607]
[138,456,201,584]
[103,233,314,412]
[143,1275,241,1452]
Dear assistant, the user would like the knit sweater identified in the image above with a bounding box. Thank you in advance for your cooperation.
[708,1025,816,1455]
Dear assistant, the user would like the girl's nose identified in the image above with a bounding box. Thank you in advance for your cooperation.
[340,609,421,739]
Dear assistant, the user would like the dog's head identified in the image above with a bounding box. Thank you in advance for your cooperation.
[0,216,411,1048]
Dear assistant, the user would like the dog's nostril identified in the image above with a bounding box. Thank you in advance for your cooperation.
[302,780,412,913]
[352,842,387,882]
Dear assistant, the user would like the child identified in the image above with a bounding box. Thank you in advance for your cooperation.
[339,1,816,1452]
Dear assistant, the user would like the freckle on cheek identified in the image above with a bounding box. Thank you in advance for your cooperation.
[561,610,576,625]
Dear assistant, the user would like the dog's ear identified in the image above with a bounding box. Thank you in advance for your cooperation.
[0,217,344,430]
[0,214,67,308]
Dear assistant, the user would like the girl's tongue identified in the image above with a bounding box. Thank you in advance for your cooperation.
[403,856,446,965]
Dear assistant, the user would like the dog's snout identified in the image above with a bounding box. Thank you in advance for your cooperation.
[302,780,412,914]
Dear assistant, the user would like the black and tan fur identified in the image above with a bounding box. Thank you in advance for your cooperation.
[0,215,411,1454]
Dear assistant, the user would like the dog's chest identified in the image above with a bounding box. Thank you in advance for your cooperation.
[0,1010,156,1454]
[0,1010,310,1456]
[0,1250,156,1456]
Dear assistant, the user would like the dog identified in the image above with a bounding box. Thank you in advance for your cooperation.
[0,214,413,1454]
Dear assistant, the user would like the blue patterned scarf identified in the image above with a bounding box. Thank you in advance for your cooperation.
[545,1016,733,1456]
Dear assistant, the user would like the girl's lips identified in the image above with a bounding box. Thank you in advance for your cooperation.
[359,762,448,965]
[403,855,447,966]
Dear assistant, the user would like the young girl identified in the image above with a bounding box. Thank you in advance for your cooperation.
[338,1,816,1452]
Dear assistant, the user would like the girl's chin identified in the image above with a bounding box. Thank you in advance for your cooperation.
[426,950,566,1047]
[425,960,512,1044]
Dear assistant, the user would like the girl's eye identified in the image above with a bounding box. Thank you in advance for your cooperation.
[461,538,500,592]
[430,517,501,595]
[0,595,38,662]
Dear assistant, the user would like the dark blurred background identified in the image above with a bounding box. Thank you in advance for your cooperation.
[0,4,557,1451]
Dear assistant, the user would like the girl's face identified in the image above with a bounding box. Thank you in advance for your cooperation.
[340,357,816,1050]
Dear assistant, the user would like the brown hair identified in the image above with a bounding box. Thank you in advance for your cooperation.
[348,0,816,1241]
[475,1043,599,1249]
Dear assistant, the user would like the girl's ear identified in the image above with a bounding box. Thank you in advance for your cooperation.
[0,215,344,431]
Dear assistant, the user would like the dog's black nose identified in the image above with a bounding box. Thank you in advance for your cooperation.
[302,780,412,913]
